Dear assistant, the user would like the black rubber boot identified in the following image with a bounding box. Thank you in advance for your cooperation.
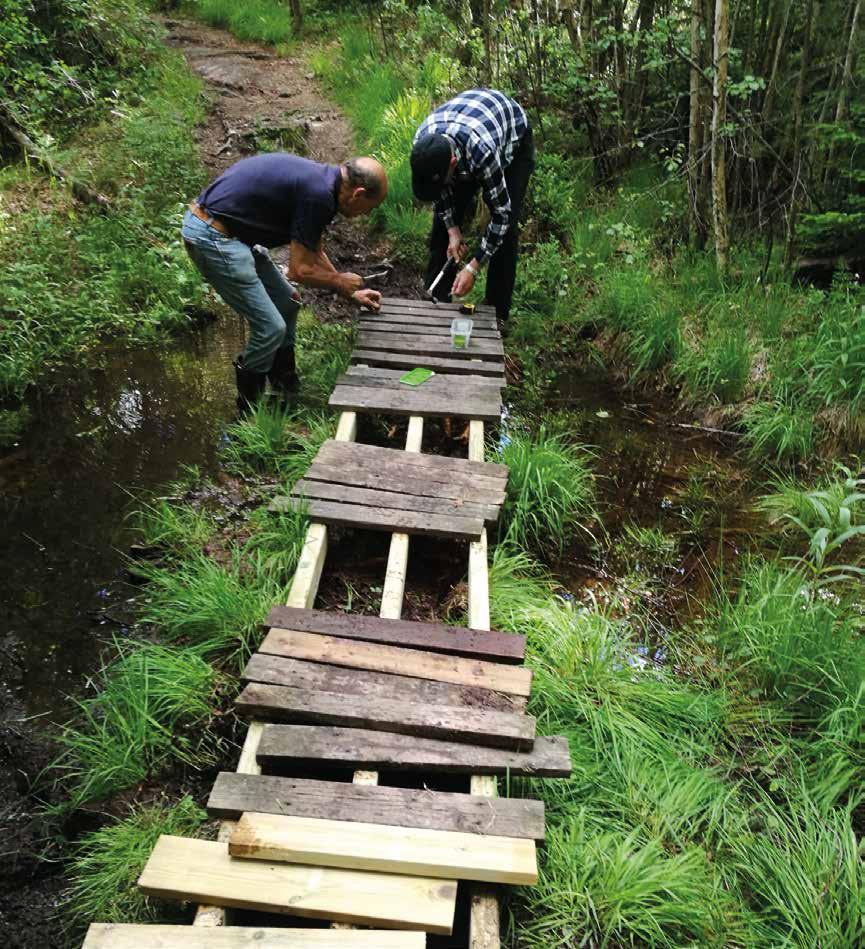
[233,359,267,415]
[267,346,299,398]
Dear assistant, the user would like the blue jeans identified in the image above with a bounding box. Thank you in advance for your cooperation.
[181,210,300,373]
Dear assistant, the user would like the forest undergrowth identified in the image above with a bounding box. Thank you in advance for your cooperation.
[15,1,864,946]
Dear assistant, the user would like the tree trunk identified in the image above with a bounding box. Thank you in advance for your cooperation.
[289,0,303,36]
[761,0,792,124]
[688,0,707,246]
[711,0,730,273]
[835,0,862,122]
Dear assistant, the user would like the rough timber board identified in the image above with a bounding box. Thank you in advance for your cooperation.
[330,384,501,423]
[138,836,457,934]
[263,606,526,664]
[235,682,535,749]
[243,653,524,712]
[364,312,498,329]
[317,439,508,479]
[278,496,485,540]
[206,772,545,841]
[286,480,500,526]
[229,812,538,885]
[260,628,533,697]
[83,925,424,948]
[258,726,572,777]
[342,366,504,388]
[352,350,505,377]
[381,297,496,315]
[359,320,500,338]
[356,332,504,359]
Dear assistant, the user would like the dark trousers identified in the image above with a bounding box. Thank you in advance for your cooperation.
[425,126,535,321]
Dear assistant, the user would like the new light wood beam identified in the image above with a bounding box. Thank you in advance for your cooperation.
[195,411,357,928]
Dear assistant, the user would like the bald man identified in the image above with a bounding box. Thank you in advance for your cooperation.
[183,154,388,411]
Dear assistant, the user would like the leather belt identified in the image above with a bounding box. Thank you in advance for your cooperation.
[188,202,232,237]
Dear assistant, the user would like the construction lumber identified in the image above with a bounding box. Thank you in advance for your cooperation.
[359,320,500,338]
[284,480,500,526]
[329,383,502,422]
[229,812,539,885]
[206,772,545,841]
[243,653,524,712]
[83,924,424,948]
[356,331,504,359]
[260,628,533,696]
[263,606,526,664]
[138,836,457,934]
[317,438,508,479]
[235,682,536,749]
[352,349,505,377]
[277,496,485,540]
[257,725,572,777]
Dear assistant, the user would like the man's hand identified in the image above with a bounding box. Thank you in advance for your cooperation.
[447,226,468,262]
[338,272,365,297]
[452,260,479,298]
[353,288,382,311]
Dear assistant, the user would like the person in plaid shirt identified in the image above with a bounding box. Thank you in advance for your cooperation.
[410,88,535,323]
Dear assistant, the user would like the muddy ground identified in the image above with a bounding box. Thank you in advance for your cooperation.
[0,19,427,947]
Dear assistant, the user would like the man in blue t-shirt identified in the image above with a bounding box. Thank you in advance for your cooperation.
[182,153,387,411]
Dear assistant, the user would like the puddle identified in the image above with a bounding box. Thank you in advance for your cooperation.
[0,314,248,721]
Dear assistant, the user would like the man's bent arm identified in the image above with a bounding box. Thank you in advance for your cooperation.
[288,241,360,297]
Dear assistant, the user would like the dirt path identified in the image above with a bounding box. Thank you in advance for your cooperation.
[163,17,420,316]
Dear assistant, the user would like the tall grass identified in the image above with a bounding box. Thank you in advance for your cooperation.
[66,796,206,924]
[497,426,597,557]
[54,644,217,808]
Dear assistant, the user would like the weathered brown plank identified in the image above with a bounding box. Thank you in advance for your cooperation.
[264,606,526,664]
[206,772,545,841]
[359,321,500,339]
[367,312,498,329]
[260,629,533,696]
[243,653,524,711]
[317,439,508,479]
[257,725,573,778]
[304,464,506,507]
[338,373,503,393]
[277,497,484,540]
[381,297,496,315]
[288,480,500,525]
[229,813,538,885]
[352,350,505,377]
[235,683,535,749]
[357,332,504,359]
[138,836,457,934]
[330,385,501,423]
[83,925,423,948]
[342,366,505,388]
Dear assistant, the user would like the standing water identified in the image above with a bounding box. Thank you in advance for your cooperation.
[0,315,247,721]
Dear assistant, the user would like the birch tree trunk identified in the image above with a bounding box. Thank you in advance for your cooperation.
[688,0,706,246]
[711,0,730,273]
[835,0,862,123]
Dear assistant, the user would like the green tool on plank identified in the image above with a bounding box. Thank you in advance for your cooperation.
[400,368,435,386]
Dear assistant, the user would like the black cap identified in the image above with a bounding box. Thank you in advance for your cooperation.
[411,133,452,202]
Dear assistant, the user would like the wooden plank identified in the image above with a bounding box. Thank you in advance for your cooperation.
[336,374,503,395]
[318,439,508,479]
[260,628,533,697]
[381,297,496,315]
[243,653,523,712]
[356,332,504,359]
[360,320,500,338]
[304,463,505,507]
[352,350,505,377]
[138,836,457,934]
[343,366,504,387]
[366,312,498,329]
[330,384,501,423]
[229,813,538,885]
[206,772,545,841]
[277,496,484,540]
[83,924,424,948]
[287,480,500,526]
[257,725,572,778]
[235,682,535,749]
[264,606,526,664]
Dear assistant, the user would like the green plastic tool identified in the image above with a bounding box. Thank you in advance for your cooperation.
[399,368,435,386]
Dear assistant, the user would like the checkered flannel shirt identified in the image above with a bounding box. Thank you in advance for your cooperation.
[415,89,528,266]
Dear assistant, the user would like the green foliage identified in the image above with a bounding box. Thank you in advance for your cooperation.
[54,644,217,807]
[242,505,310,577]
[138,549,292,662]
[677,327,752,404]
[497,425,597,557]
[66,796,206,924]
[612,523,679,577]
[190,0,294,45]
[131,500,214,559]
[742,395,815,464]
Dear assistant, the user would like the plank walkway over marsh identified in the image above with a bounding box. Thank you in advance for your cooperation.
[81,298,572,948]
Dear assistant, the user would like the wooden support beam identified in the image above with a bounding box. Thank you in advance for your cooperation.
[83,924,424,948]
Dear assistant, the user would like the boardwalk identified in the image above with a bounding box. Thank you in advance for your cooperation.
[82,298,573,947]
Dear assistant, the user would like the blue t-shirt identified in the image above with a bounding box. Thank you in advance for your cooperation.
[197,153,341,249]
